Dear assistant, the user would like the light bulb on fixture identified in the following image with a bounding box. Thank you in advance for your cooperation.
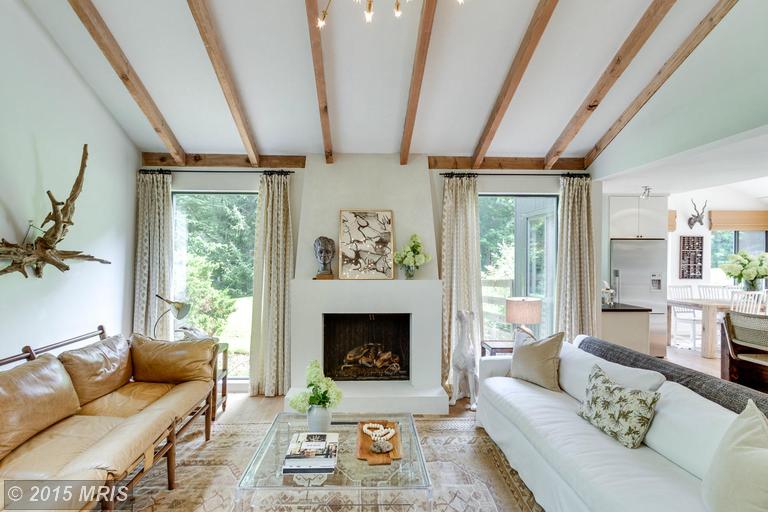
[457,0,465,4]
[365,0,374,23]
[394,0,402,17]
[317,0,331,29]
[640,186,652,200]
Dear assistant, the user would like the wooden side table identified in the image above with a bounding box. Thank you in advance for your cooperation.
[212,342,228,421]
[481,340,515,356]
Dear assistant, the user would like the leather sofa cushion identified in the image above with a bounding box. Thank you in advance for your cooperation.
[78,380,211,421]
[140,380,213,419]
[62,408,172,477]
[78,382,174,417]
[0,415,121,478]
[131,335,215,383]
[59,335,132,405]
[0,354,81,460]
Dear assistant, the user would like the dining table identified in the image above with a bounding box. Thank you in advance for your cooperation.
[666,298,732,359]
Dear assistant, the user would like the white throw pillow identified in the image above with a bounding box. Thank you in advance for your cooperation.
[644,382,737,479]
[702,400,768,511]
[559,344,665,403]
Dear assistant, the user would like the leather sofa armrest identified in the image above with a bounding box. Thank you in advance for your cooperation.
[479,356,512,382]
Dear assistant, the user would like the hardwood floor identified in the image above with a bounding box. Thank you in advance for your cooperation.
[217,395,476,424]
[664,346,721,377]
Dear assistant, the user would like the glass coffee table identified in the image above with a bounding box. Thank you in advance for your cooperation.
[237,412,432,511]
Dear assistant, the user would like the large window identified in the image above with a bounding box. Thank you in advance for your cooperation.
[711,230,768,284]
[479,195,558,340]
[172,192,258,378]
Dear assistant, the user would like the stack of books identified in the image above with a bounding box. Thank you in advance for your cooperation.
[282,432,339,474]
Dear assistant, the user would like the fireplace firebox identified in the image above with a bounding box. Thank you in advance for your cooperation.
[323,313,410,381]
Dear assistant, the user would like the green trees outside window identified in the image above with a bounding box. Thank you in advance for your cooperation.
[173,193,258,378]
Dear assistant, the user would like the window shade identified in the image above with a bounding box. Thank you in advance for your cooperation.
[668,210,677,232]
[709,210,768,231]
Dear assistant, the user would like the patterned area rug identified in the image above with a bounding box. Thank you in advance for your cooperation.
[132,417,542,512]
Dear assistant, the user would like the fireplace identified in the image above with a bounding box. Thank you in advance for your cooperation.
[323,313,410,381]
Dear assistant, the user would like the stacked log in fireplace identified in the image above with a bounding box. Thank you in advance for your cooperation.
[323,313,410,381]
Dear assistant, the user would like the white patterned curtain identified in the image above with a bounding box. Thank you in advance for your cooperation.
[440,175,483,395]
[555,176,597,342]
[250,173,293,397]
[132,171,173,339]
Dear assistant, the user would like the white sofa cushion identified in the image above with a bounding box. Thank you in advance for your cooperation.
[481,376,705,512]
[559,342,665,402]
[702,400,768,512]
[644,381,737,479]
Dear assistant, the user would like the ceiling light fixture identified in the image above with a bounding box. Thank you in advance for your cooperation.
[364,0,374,23]
[640,186,652,200]
[317,0,466,29]
[317,0,331,28]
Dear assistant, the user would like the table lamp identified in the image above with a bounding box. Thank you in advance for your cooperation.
[505,297,542,332]
[153,294,191,338]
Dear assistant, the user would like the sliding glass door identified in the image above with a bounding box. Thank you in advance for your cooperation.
[172,192,258,378]
[479,195,558,340]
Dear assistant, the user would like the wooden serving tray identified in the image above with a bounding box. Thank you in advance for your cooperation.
[356,420,402,465]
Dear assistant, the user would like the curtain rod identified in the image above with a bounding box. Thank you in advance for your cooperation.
[439,172,590,178]
[139,168,294,175]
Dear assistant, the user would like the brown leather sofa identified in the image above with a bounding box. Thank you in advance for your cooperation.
[0,331,217,510]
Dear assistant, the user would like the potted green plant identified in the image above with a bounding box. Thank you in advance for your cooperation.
[288,360,342,431]
[720,251,768,291]
[394,234,432,279]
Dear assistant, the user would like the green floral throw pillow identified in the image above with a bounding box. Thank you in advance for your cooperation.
[578,364,661,448]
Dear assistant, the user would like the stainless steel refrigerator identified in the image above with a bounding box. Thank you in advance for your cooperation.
[610,239,667,357]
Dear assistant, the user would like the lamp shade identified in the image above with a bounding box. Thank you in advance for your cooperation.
[156,294,191,320]
[505,297,542,325]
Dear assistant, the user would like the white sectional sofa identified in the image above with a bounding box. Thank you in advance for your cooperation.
[477,335,767,512]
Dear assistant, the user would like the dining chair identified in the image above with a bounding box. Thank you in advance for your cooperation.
[723,311,768,366]
[668,285,701,349]
[731,291,765,315]
[698,285,738,302]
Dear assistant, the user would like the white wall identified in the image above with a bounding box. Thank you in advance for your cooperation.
[590,0,768,180]
[667,184,768,288]
[295,154,439,280]
[0,1,138,358]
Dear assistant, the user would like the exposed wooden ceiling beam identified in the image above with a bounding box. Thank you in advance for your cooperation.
[304,0,334,164]
[471,0,559,169]
[428,155,586,171]
[400,0,438,166]
[584,0,739,168]
[187,0,259,166]
[142,153,305,169]
[68,0,186,165]
[543,0,676,169]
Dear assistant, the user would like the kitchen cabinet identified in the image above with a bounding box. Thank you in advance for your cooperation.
[609,196,667,239]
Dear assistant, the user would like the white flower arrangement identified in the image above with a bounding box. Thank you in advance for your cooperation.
[719,251,768,288]
[288,360,342,413]
[394,234,432,278]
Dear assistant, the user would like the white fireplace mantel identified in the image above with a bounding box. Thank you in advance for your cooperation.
[286,278,448,414]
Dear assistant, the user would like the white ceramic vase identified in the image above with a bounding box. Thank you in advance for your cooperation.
[307,405,332,432]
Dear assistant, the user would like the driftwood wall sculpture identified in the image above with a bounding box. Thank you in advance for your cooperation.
[0,144,110,278]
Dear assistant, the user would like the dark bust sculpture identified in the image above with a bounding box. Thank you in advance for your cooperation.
[314,236,335,277]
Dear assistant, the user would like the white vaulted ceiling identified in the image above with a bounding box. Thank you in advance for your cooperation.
[22,0,768,167]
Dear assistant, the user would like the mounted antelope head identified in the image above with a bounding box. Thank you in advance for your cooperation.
[687,199,707,229]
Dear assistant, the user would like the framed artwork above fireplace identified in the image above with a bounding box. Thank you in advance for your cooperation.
[339,209,394,280]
